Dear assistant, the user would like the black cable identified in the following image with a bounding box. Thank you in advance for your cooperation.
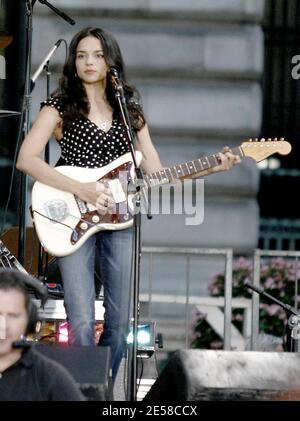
[0,109,24,234]
[31,209,76,232]
[60,38,68,65]
[137,357,144,397]
[153,352,160,378]
[123,350,128,400]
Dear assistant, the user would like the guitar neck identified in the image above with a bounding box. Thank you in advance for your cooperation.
[144,146,243,187]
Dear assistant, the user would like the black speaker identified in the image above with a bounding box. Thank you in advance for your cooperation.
[144,350,300,401]
[36,344,113,401]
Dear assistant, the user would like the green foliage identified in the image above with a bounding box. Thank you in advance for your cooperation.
[191,257,300,349]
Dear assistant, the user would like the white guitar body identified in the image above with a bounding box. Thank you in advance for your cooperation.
[31,152,143,257]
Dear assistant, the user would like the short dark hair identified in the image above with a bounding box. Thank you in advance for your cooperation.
[0,269,32,316]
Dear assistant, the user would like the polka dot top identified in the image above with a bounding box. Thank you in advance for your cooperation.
[41,96,130,168]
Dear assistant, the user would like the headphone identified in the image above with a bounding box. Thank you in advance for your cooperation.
[0,268,46,335]
[26,297,39,335]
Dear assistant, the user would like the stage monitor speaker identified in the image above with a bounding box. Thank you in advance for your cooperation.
[144,350,300,401]
[36,344,113,401]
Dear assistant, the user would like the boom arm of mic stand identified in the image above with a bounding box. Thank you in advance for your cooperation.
[244,281,300,316]
[38,0,76,25]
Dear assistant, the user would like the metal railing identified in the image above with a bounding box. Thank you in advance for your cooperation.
[140,246,233,350]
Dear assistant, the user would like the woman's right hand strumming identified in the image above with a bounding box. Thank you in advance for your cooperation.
[76,181,115,214]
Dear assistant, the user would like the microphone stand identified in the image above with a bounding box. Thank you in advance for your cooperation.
[17,0,74,266]
[245,282,300,352]
[18,0,34,265]
[110,77,150,401]
[37,60,51,280]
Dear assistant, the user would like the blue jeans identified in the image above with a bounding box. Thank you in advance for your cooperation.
[58,228,133,381]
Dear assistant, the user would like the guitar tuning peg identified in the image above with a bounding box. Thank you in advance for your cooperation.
[279,137,285,141]
[249,138,253,142]
[260,138,265,142]
[255,138,258,142]
[267,138,272,142]
[274,137,278,141]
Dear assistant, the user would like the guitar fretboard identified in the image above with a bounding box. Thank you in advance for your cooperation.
[144,147,242,187]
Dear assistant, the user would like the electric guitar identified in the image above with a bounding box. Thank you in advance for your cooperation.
[0,239,28,274]
[0,240,48,304]
[31,138,292,257]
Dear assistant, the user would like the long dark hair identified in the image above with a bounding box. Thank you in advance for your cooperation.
[55,27,146,131]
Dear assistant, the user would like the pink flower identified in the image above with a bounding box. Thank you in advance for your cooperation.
[189,307,205,332]
[265,304,280,316]
[287,267,300,281]
[233,313,244,322]
[235,257,252,271]
[278,309,287,320]
[271,258,286,269]
[260,263,269,274]
[265,277,276,289]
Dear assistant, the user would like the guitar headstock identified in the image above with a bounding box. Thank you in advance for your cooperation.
[240,138,292,162]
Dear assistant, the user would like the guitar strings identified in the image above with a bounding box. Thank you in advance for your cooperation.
[0,250,13,269]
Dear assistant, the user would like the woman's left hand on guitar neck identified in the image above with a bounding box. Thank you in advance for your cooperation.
[210,146,241,174]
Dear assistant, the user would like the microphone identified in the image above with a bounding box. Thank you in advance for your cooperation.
[12,336,32,349]
[31,39,63,87]
[22,273,48,306]
[108,67,124,93]
[108,66,120,79]
[244,280,264,295]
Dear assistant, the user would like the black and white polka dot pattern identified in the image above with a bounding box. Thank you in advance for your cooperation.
[41,97,130,168]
